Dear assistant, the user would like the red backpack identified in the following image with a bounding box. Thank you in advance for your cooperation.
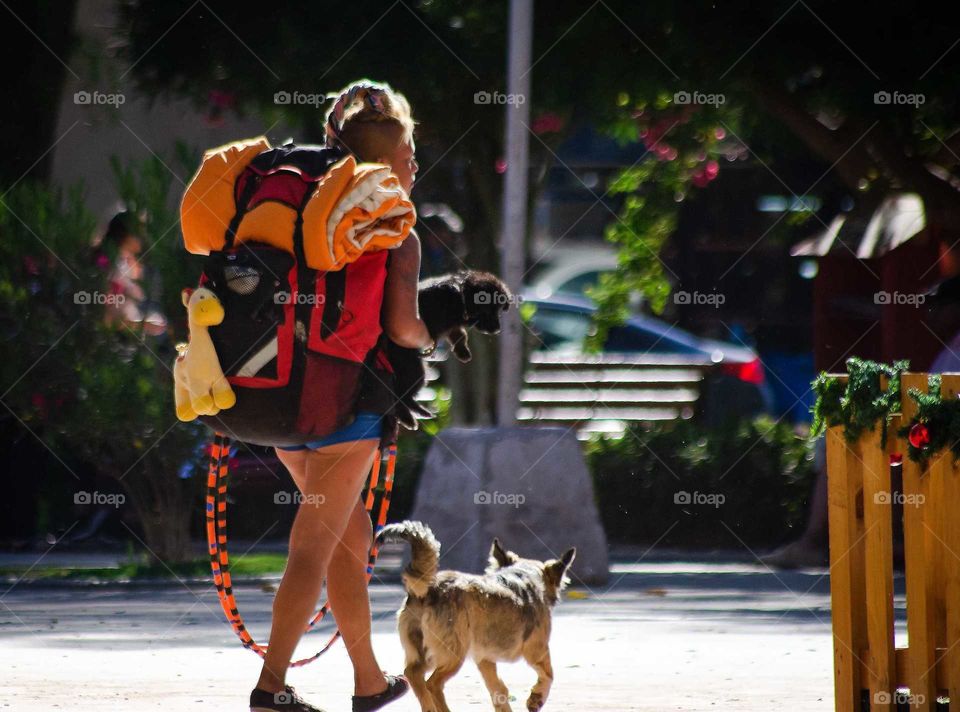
[182,142,409,446]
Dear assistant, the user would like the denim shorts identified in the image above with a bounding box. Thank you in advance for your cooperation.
[276,412,383,451]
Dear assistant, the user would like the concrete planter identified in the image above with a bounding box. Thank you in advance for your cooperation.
[410,426,609,584]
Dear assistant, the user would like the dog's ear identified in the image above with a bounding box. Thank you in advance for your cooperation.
[544,547,576,590]
[489,537,518,569]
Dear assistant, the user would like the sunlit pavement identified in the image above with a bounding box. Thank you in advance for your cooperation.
[0,560,844,711]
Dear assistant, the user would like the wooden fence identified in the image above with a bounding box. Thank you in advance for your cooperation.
[828,373,960,710]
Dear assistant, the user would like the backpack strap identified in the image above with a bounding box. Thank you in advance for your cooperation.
[292,182,315,332]
[227,143,345,252]
[224,172,261,250]
[234,142,350,341]
[288,173,344,341]
[320,270,346,341]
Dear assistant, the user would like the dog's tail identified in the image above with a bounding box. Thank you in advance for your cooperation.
[376,520,440,598]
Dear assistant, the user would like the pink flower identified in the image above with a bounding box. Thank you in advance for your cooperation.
[495,158,507,174]
[655,144,674,161]
[691,170,710,188]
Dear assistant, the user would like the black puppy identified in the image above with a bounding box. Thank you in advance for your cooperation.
[417,270,512,362]
[387,270,512,430]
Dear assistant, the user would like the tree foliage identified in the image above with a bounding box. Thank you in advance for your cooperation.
[115,1,960,343]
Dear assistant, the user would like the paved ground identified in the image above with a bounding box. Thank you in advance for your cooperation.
[0,555,852,711]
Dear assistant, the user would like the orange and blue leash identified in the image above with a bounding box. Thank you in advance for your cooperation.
[206,434,397,667]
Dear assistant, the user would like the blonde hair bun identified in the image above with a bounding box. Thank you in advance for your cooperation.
[325,80,415,161]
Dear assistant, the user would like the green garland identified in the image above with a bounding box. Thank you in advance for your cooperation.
[899,374,960,464]
[812,359,960,464]
[810,358,909,446]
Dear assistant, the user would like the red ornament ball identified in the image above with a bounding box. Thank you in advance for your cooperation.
[909,423,930,449]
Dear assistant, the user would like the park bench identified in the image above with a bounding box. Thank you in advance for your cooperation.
[516,352,708,437]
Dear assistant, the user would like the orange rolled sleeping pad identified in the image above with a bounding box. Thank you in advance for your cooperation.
[180,137,415,270]
[180,136,271,255]
[301,156,415,271]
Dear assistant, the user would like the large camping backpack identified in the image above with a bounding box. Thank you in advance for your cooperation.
[179,138,415,447]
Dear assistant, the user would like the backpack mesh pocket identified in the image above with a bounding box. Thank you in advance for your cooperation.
[224,265,261,296]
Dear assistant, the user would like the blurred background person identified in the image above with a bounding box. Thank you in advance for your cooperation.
[92,209,167,337]
[415,203,465,277]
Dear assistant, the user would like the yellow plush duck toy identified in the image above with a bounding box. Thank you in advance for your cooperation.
[173,287,236,421]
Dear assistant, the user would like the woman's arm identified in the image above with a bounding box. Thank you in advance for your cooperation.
[382,231,434,350]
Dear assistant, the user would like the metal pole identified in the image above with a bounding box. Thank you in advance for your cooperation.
[496,0,533,426]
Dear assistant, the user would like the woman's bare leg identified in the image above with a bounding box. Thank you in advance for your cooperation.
[327,497,388,695]
[273,446,388,695]
[255,440,378,693]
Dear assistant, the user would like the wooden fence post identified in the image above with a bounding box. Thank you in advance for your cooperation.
[860,410,896,709]
[901,372,937,711]
[939,374,960,702]
[827,377,867,711]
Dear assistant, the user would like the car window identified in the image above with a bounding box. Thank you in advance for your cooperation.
[528,306,592,350]
[605,324,700,354]
[528,303,704,355]
[556,270,604,296]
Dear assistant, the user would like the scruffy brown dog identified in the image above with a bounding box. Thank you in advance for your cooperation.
[377,521,576,712]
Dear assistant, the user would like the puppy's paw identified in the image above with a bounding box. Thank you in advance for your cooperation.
[449,326,472,362]
[526,692,545,712]
[452,341,472,362]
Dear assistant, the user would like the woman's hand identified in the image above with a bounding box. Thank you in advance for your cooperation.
[382,231,434,351]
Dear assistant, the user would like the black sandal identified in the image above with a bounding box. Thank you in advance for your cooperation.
[352,674,409,712]
[250,685,326,711]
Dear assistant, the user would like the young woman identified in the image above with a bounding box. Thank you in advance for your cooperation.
[250,81,431,712]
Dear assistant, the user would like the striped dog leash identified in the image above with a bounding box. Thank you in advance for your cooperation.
[205,434,397,667]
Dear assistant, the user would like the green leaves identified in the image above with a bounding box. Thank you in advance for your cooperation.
[585,416,815,546]
[589,103,737,346]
